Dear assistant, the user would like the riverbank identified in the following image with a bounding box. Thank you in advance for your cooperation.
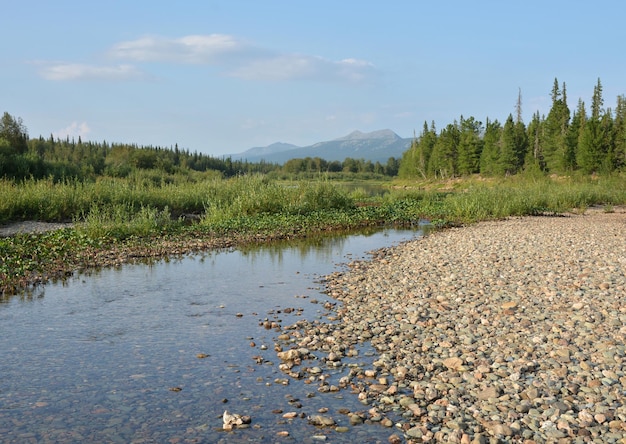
[277,207,626,443]
[3,174,625,297]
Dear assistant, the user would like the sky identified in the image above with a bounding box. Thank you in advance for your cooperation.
[2,0,625,156]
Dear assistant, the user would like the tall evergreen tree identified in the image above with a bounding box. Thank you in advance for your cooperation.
[479,118,502,176]
[601,110,616,172]
[500,115,519,175]
[591,77,604,119]
[457,116,483,175]
[565,99,586,170]
[577,79,609,173]
[613,95,626,170]
[525,111,545,172]
[543,79,571,172]
[428,122,460,177]
[514,118,529,168]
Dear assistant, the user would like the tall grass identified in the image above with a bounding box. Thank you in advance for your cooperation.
[446,175,626,222]
[2,173,625,234]
[201,175,353,224]
[0,174,358,239]
[383,174,626,224]
[76,203,175,240]
[0,174,218,224]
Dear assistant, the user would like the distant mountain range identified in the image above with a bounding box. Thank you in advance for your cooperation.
[230,129,412,164]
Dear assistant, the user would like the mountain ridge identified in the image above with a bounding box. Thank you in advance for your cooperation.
[231,129,411,164]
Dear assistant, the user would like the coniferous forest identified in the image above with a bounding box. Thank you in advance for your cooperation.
[0,116,398,182]
[399,78,626,179]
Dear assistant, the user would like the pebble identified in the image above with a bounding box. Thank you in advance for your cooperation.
[276,209,626,442]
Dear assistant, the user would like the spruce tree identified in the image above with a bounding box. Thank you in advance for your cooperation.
[421,121,437,176]
[543,79,571,172]
[566,99,585,170]
[457,116,483,175]
[479,118,502,176]
[577,79,609,173]
[514,118,529,171]
[613,95,626,170]
[524,111,545,172]
[600,110,615,172]
[428,122,459,178]
[591,77,604,119]
[500,115,519,175]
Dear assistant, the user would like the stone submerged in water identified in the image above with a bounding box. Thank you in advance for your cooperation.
[308,415,336,427]
[222,410,251,431]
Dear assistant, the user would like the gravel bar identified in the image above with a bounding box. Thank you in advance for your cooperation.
[277,208,626,443]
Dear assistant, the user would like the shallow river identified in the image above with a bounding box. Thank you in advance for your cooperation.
[0,227,427,443]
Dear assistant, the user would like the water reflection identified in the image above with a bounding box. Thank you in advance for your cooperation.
[237,226,382,265]
[0,226,427,443]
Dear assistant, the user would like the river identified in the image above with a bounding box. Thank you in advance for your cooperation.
[0,226,428,443]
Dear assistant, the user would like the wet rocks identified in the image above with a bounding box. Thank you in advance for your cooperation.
[308,414,336,427]
[222,411,251,431]
[276,210,626,442]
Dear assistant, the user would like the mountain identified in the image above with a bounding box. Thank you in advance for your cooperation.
[231,129,412,164]
[236,142,300,158]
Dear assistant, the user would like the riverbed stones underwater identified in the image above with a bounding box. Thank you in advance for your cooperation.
[275,208,626,443]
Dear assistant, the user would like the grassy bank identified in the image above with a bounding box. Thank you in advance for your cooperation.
[388,173,626,223]
[1,173,625,296]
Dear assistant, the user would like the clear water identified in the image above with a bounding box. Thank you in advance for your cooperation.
[0,227,426,443]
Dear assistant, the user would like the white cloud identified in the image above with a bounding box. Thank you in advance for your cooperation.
[37,33,377,84]
[229,54,376,83]
[40,63,145,81]
[230,54,319,81]
[109,34,257,64]
[109,34,376,83]
[53,121,91,140]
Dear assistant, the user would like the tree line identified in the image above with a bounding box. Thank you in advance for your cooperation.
[3,77,623,183]
[399,78,626,178]
[0,113,399,181]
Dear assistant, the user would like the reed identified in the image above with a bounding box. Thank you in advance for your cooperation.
[76,203,175,240]
[201,175,353,225]
[420,174,626,223]
[377,173,626,224]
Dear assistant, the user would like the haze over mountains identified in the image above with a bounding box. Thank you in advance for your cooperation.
[231,129,412,164]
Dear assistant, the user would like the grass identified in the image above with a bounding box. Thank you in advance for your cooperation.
[1,172,625,295]
[0,171,218,224]
[202,176,353,223]
[385,173,626,223]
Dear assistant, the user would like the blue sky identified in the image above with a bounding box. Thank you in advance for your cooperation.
[2,0,625,156]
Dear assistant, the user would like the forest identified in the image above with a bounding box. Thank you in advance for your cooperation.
[0,113,399,182]
[399,78,626,178]
[1,78,625,183]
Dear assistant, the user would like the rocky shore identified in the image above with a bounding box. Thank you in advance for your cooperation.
[277,208,626,443]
